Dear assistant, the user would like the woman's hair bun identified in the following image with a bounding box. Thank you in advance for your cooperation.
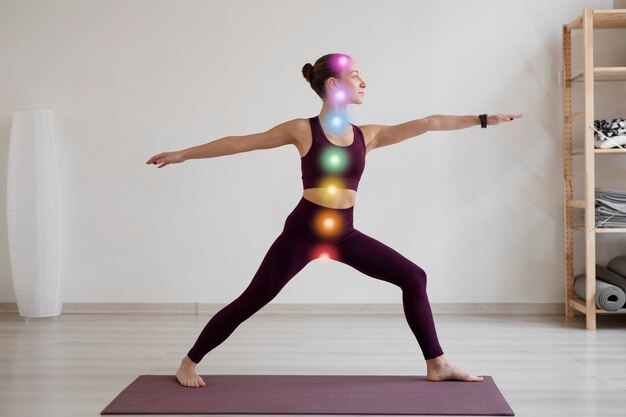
[302,63,314,82]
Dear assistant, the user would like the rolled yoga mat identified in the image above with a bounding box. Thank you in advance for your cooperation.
[101,374,515,416]
[574,268,626,311]
[607,256,626,281]
[597,263,626,296]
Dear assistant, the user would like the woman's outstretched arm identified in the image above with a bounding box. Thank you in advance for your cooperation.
[146,119,298,169]
[362,113,523,153]
[428,114,523,131]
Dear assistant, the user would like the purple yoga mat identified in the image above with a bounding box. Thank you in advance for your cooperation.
[101,374,514,415]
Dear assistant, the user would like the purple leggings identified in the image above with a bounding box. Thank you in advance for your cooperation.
[187,197,444,363]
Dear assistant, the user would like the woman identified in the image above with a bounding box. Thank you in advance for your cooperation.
[146,53,523,388]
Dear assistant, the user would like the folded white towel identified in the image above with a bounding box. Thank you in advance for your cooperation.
[595,134,626,149]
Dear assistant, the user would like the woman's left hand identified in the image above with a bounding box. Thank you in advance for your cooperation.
[488,114,524,125]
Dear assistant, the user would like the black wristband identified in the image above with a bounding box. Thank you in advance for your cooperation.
[479,114,487,128]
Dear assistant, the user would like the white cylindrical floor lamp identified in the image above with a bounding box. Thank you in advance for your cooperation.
[7,109,62,319]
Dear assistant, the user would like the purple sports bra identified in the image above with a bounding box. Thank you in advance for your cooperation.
[301,115,366,191]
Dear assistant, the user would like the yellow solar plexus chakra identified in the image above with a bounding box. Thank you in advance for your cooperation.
[312,177,348,205]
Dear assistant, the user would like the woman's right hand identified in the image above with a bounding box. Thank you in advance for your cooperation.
[145,151,186,169]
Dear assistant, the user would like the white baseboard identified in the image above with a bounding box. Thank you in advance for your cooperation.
[0,302,564,315]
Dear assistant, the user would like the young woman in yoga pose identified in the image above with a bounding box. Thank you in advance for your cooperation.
[146,53,523,388]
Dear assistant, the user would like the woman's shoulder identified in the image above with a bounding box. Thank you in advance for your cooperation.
[272,117,311,136]
[285,117,312,127]
[283,118,314,154]
[289,117,313,135]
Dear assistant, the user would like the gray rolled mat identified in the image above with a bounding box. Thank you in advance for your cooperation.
[607,256,626,280]
[101,374,515,415]
[574,274,626,311]
[597,263,626,294]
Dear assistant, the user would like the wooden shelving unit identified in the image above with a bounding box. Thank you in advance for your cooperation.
[563,8,626,329]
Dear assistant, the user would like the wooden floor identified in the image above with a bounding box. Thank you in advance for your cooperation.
[1,311,625,417]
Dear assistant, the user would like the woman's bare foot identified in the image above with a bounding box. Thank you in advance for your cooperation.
[425,354,483,382]
[176,355,206,388]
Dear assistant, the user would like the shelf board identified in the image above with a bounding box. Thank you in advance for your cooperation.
[593,227,626,233]
[572,147,626,155]
[572,224,626,233]
[569,67,626,82]
[566,9,626,29]
[569,296,626,314]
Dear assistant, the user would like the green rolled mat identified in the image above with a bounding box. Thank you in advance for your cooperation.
[574,273,626,311]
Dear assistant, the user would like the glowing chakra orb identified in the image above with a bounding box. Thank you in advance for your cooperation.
[320,147,349,173]
[330,54,351,74]
[312,177,346,192]
[312,210,344,238]
[309,244,340,263]
[329,87,350,105]
[309,178,347,205]
[321,110,349,135]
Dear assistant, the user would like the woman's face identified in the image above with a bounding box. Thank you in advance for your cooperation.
[327,61,367,105]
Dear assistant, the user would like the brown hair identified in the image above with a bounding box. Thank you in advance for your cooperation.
[302,53,352,100]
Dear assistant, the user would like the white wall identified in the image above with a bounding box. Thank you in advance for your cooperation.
[1,0,625,304]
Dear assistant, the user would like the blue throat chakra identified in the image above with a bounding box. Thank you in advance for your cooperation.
[321,110,350,136]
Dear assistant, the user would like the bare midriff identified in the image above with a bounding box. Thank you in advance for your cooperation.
[302,187,357,209]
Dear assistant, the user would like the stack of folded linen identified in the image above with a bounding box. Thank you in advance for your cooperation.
[595,187,626,228]
[574,262,626,311]
[593,117,626,149]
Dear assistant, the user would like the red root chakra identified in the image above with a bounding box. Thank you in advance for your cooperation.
[309,244,339,263]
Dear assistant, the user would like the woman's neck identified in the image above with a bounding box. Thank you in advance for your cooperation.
[319,103,351,136]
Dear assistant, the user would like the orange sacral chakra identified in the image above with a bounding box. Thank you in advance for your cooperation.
[312,210,344,238]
